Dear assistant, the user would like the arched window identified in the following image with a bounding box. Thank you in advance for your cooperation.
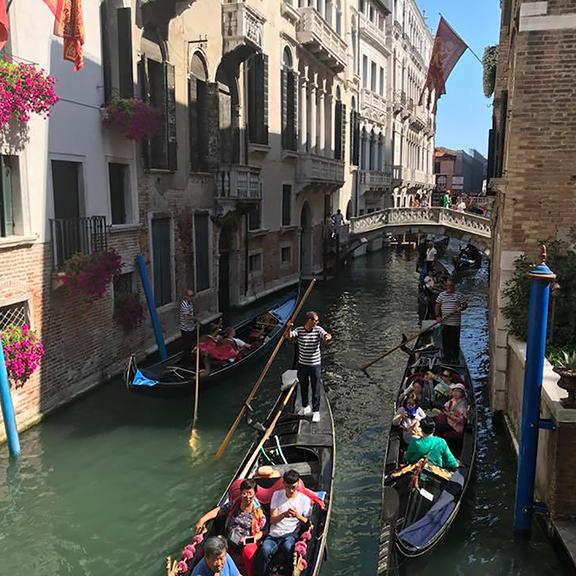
[369,129,376,170]
[281,46,297,151]
[378,133,384,171]
[360,127,367,170]
[334,86,345,160]
[335,0,342,35]
[189,51,209,172]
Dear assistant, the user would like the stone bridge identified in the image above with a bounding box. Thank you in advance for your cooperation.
[349,207,493,251]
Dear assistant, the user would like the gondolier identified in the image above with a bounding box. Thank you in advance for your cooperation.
[287,311,332,423]
[435,279,467,364]
[180,288,198,364]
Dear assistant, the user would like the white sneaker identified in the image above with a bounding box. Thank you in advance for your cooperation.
[298,405,312,417]
[312,411,321,423]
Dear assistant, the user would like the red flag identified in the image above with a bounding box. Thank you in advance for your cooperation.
[42,0,84,71]
[0,0,8,51]
[420,17,467,107]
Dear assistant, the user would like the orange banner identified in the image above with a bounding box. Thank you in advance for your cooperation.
[0,0,7,50]
[421,17,467,108]
[42,0,84,71]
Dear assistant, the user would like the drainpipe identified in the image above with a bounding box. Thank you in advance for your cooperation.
[0,340,20,457]
[514,246,556,532]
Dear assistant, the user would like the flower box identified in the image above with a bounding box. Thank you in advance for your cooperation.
[102,97,162,141]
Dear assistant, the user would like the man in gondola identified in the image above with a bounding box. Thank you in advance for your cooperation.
[286,311,332,423]
[180,288,198,364]
[435,278,467,364]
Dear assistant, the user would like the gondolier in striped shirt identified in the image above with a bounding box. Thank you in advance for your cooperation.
[435,278,467,364]
[180,288,197,364]
[287,311,332,423]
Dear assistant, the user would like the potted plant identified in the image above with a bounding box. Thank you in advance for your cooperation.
[62,249,123,302]
[482,45,498,98]
[549,349,576,408]
[1,324,45,387]
[0,59,59,127]
[113,292,145,332]
[102,97,163,140]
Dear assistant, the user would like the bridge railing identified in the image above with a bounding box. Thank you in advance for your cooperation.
[349,207,492,239]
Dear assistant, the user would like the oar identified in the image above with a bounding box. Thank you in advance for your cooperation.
[360,307,464,374]
[237,384,297,478]
[215,279,317,460]
[188,324,201,451]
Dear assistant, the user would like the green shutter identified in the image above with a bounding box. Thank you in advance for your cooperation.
[100,2,112,104]
[117,8,134,98]
[281,68,287,149]
[341,103,346,162]
[166,62,178,171]
[262,54,269,144]
[138,57,150,169]
[0,156,13,237]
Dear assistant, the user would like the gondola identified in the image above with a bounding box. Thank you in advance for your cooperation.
[453,244,482,271]
[125,292,298,396]
[167,372,335,576]
[377,323,477,573]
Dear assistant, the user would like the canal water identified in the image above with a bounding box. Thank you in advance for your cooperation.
[0,248,569,575]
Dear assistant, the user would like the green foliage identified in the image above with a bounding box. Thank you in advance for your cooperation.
[548,349,576,371]
[483,45,499,97]
[502,240,576,349]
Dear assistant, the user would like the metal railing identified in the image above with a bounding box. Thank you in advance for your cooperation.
[49,216,108,270]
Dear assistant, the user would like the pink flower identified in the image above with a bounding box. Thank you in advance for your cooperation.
[192,534,204,545]
[300,530,312,541]
[176,561,189,574]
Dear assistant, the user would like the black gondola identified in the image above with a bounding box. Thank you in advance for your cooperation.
[378,324,477,572]
[125,292,298,396]
[453,244,482,271]
[168,374,335,576]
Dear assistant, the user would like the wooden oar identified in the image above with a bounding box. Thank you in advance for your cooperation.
[360,307,464,374]
[215,279,316,460]
[237,384,297,478]
[189,324,201,451]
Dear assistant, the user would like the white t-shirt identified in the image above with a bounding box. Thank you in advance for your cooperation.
[233,337,250,350]
[269,490,312,537]
[426,247,437,262]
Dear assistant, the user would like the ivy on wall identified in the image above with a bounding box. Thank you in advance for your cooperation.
[483,45,499,98]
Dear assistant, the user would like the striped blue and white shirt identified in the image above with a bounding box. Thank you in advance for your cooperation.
[179,299,195,332]
[436,291,467,326]
[291,326,328,366]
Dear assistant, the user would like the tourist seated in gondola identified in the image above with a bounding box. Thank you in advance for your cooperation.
[405,417,459,471]
[194,479,265,576]
[223,327,252,357]
[257,469,311,576]
[434,383,468,438]
[191,535,241,576]
[392,394,426,444]
[400,376,434,411]
[427,369,462,401]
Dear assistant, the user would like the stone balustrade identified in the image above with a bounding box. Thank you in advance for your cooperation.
[297,153,345,186]
[222,1,265,55]
[361,88,388,122]
[216,165,262,201]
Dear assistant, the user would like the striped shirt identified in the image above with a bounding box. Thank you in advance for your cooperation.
[291,326,328,366]
[436,290,467,326]
[179,299,195,332]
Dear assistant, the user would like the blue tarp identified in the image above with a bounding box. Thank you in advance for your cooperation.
[270,295,297,324]
[132,368,159,387]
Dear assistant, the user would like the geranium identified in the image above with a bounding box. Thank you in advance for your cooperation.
[102,97,163,140]
[0,59,59,126]
[62,249,123,302]
[1,324,45,387]
[113,292,145,332]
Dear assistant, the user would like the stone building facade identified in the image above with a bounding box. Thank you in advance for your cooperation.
[487,0,576,412]
[435,147,487,197]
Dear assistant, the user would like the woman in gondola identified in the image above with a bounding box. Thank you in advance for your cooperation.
[434,383,468,438]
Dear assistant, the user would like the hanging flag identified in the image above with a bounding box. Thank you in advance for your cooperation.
[42,0,84,71]
[420,16,467,108]
[0,0,8,50]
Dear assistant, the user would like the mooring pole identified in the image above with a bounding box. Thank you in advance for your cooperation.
[136,255,168,361]
[514,246,556,532]
[0,339,21,457]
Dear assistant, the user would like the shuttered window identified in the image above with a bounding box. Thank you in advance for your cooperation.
[281,68,298,151]
[117,8,134,98]
[334,101,346,161]
[189,54,209,172]
[282,184,292,227]
[248,54,269,145]
[350,110,360,166]
[194,213,210,292]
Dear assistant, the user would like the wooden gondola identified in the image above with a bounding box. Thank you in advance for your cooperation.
[168,374,335,576]
[377,324,477,573]
[125,292,298,396]
[453,244,483,271]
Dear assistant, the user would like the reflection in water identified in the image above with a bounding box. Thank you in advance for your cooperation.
[0,249,568,575]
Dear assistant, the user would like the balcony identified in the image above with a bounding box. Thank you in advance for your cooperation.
[297,153,345,189]
[409,105,427,131]
[392,165,404,183]
[361,88,388,122]
[222,2,265,58]
[393,90,406,115]
[49,216,108,270]
[296,7,347,73]
[359,13,388,53]
[359,169,392,193]
[216,165,262,214]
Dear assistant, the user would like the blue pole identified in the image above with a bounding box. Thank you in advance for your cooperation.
[514,258,556,532]
[136,255,168,361]
[0,339,21,457]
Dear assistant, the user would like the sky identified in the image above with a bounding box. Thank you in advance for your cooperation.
[416,0,501,157]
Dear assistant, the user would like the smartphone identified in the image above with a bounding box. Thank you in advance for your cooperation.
[244,536,256,545]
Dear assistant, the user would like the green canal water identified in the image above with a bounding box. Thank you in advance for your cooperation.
[0,248,570,575]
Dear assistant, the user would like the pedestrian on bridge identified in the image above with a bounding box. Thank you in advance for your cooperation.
[435,278,467,364]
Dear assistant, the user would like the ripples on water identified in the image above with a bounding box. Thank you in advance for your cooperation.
[0,248,569,575]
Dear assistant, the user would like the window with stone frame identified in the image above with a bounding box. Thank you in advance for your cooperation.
[248,252,262,275]
[282,184,292,227]
[248,53,269,146]
[189,52,210,172]
[0,155,22,238]
[350,98,360,166]
[281,48,297,151]
[108,162,132,225]
[248,203,262,231]
[334,87,346,161]
[281,246,292,266]
[0,301,30,332]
